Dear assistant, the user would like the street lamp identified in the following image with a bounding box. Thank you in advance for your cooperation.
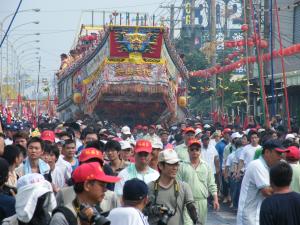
[11,33,40,45]
[17,47,40,56]
[15,40,39,50]
[9,21,40,34]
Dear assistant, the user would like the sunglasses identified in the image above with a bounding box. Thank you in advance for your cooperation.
[137,152,149,157]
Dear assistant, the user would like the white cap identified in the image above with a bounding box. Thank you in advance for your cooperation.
[203,124,211,129]
[152,139,163,149]
[158,149,180,164]
[195,128,202,136]
[120,141,132,150]
[286,133,296,140]
[231,132,243,139]
[121,126,131,135]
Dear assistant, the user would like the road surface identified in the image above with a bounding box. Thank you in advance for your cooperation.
[206,203,237,225]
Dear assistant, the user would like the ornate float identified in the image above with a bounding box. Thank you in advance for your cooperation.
[57,23,188,125]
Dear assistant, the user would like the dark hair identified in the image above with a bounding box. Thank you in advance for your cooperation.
[81,127,98,140]
[2,145,21,165]
[270,162,292,187]
[63,139,76,148]
[44,143,60,159]
[58,131,72,140]
[73,180,96,194]
[105,140,121,152]
[234,138,243,149]
[13,131,29,142]
[27,137,45,150]
[85,141,104,152]
[15,144,27,158]
[0,158,9,186]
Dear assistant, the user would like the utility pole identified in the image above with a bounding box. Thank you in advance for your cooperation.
[170,4,175,40]
[36,57,41,123]
[210,0,217,113]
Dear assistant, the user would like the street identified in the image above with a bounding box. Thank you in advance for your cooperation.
[207,204,237,225]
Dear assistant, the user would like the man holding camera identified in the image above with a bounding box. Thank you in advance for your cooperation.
[49,162,120,225]
[146,149,201,225]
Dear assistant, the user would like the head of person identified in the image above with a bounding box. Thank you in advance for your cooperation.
[183,127,195,144]
[142,126,148,135]
[83,129,99,146]
[151,139,163,161]
[249,130,259,146]
[122,178,148,210]
[40,130,55,144]
[222,128,232,141]
[78,147,104,166]
[195,128,202,139]
[15,173,56,224]
[159,130,169,145]
[285,146,300,163]
[104,140,121,162]
[85,140,105,152]
[121,126,131,140]
[201,134,210,148]
[188,138,201,160]
[212,130,221,142]
[43,143,60,169]
[270,161,292,190]
[149,125,156,135]
[120,141,133,161]
[60,53,68,60]
[72,162,120,205]
[13,131,29,149]
[58,131,72,141]
[241,134,249,146]
[2,145,23,168]
[134,140,152,169]
[231,132,243,146]
[27,137,45,161]
[158,149,180,179]
[62,139,76,159]
[0,158,9,188]
[262,139,288,167]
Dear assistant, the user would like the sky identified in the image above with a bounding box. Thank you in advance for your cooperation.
[0,0,177,95]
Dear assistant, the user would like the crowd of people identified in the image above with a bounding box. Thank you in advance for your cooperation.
[0,117,300,225]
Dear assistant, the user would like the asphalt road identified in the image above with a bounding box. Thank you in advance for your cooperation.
[206,203,237,225]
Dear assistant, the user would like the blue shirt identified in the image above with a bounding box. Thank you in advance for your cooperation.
[215,139,228,169]
[0,193,15,221]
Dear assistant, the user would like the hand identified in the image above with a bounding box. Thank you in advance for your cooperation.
[213,201,220,211]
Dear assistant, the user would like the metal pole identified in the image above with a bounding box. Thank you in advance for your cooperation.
[0,24,3,104]
[210,0,217,113]
[170,4,175,40]
[36,57,41,123]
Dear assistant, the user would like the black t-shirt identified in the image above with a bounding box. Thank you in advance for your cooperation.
[260,192,300,225]
[0,193,16,222]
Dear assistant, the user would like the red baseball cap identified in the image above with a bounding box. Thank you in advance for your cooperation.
[286,146,300,160]
[188,138,201,147]
[72,162,120,183]
[222,128,232,135]
[78,148,104,163]
[184,127,195,134]
[149,125,156,129]
[134,140,152,153]
[41,130,55,143]
[143,126,148,130]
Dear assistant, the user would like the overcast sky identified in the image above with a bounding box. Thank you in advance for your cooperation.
[0,0,175,81]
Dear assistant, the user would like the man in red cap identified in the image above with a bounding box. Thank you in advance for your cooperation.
[175,127,196,162]
[114,139,159,197]
[41,130,56,143]
[50,162,120,225]
[178,138,219,225]
[285,145,300,193]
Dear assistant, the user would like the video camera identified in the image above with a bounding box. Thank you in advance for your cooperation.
[147,204,175,225]
[79,203,110,225]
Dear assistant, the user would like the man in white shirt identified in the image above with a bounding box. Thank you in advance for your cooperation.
[108,178,149,225]
[114,140,159,196]
[238,131,261,175]
[201,134,220,176]
[237,139,288,225]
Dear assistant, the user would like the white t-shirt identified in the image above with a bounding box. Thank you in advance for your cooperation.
[108,207,149,225]
[51,166,67,189]
[240,144,261,171]
[56,156,72,179]
[114,163,159,196]
[237,157,269,225]
[201,144,219,174]
[233,147,244,165]
[226,152,235,173]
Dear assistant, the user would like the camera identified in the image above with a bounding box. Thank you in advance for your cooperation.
[147,204,175,225]
[79,203,111,225]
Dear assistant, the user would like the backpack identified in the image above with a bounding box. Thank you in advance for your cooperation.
[52,206,77,225]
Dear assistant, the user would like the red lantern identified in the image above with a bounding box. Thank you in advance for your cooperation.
[259,40,268,48]
[241,24,249,32]
[247,38,254,46]
[295,44,300,52]
[283,47,293,56]
[237,40,244,46]
[233,51,239,57]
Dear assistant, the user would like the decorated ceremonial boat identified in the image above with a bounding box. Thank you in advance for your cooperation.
[57,24,189,125]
